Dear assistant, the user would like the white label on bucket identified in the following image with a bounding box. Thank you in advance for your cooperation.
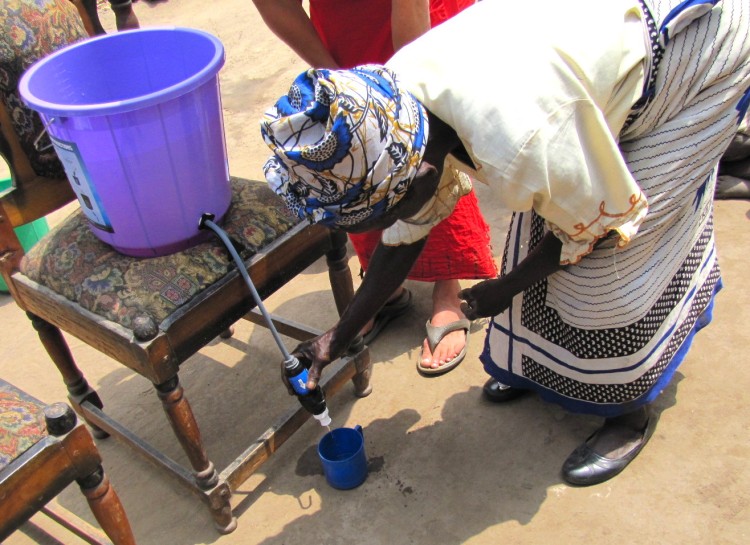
[50,136,114,232]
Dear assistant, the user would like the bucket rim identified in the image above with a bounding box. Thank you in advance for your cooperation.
[18,26,225,117]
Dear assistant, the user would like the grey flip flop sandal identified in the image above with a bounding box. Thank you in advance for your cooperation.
[417,318,471,376]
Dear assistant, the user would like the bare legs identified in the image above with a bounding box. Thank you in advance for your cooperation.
[109,0,140,31]
[73,0,140,36]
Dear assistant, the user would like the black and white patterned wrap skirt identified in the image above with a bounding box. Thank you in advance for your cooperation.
[482,0,750,417]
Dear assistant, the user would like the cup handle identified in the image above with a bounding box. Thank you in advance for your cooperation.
[355,424,363,437]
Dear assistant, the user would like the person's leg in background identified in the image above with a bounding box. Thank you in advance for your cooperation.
[715,110,750,199]
[109,0,139,31]
[70,0,139,35]
[350,187,497,374]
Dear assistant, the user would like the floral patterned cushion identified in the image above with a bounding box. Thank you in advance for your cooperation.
[20,178,300,340]
[0,379,46,471]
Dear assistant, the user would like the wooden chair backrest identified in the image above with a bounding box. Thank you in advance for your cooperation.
[0,102,77,228]
[0,1,142,301]
[0,100,77,292]
[0,0,99,228]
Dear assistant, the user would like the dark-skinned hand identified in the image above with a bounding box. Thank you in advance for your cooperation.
[459,278,515,320]
[282,328,339,391]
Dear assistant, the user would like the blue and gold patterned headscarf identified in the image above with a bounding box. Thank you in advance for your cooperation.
[261,65,429,227]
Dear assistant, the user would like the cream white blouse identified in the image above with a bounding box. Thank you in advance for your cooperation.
[384,0,650,264]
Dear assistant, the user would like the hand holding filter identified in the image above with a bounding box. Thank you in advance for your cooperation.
[284,355,331,427]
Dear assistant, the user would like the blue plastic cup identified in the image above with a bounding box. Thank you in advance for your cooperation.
[317,425,367,490]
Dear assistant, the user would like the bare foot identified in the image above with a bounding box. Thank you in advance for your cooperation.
[419,279,467,370]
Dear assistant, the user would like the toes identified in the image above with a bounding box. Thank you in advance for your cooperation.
[431,330,465,365]
[420,329,467,370]
[420,339,435,368]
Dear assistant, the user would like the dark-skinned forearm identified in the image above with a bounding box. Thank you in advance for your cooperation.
[329,238,426,356]
[252,0,339,68]
[500,231,564,295]
[462,231,598,319]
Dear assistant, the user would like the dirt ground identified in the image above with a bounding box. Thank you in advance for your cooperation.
[2,1,750,544]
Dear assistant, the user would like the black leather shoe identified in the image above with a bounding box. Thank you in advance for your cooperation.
[482,378,527,403]
[561,414,656,486]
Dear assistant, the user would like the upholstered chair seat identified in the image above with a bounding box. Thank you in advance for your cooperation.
[20,178,297,341]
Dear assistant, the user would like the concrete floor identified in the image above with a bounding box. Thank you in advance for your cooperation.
[2,1,749,544]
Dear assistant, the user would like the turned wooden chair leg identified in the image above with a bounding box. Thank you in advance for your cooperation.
[44,403,137,545]
[154,377,236,532]
[207,485,236,535]
[349,337,373,398]
[154,377,217,488]
[77,469,136,545]
[326,230,355,317]
[28,312,109,438]
[325,231,373,396]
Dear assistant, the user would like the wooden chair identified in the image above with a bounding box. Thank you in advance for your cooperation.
[0,82,371,536]
[0,379,137,544]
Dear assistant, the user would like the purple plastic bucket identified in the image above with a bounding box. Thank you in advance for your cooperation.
[19,27,231,257]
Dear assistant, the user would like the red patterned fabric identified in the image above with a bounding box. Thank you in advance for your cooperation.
[307,0,497,281]
[350,190,496,281]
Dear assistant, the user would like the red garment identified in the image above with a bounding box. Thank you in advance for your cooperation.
[308,0,391,67]
[349,190,496,282]
[309,0,497,281]
[308,0,476,67]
